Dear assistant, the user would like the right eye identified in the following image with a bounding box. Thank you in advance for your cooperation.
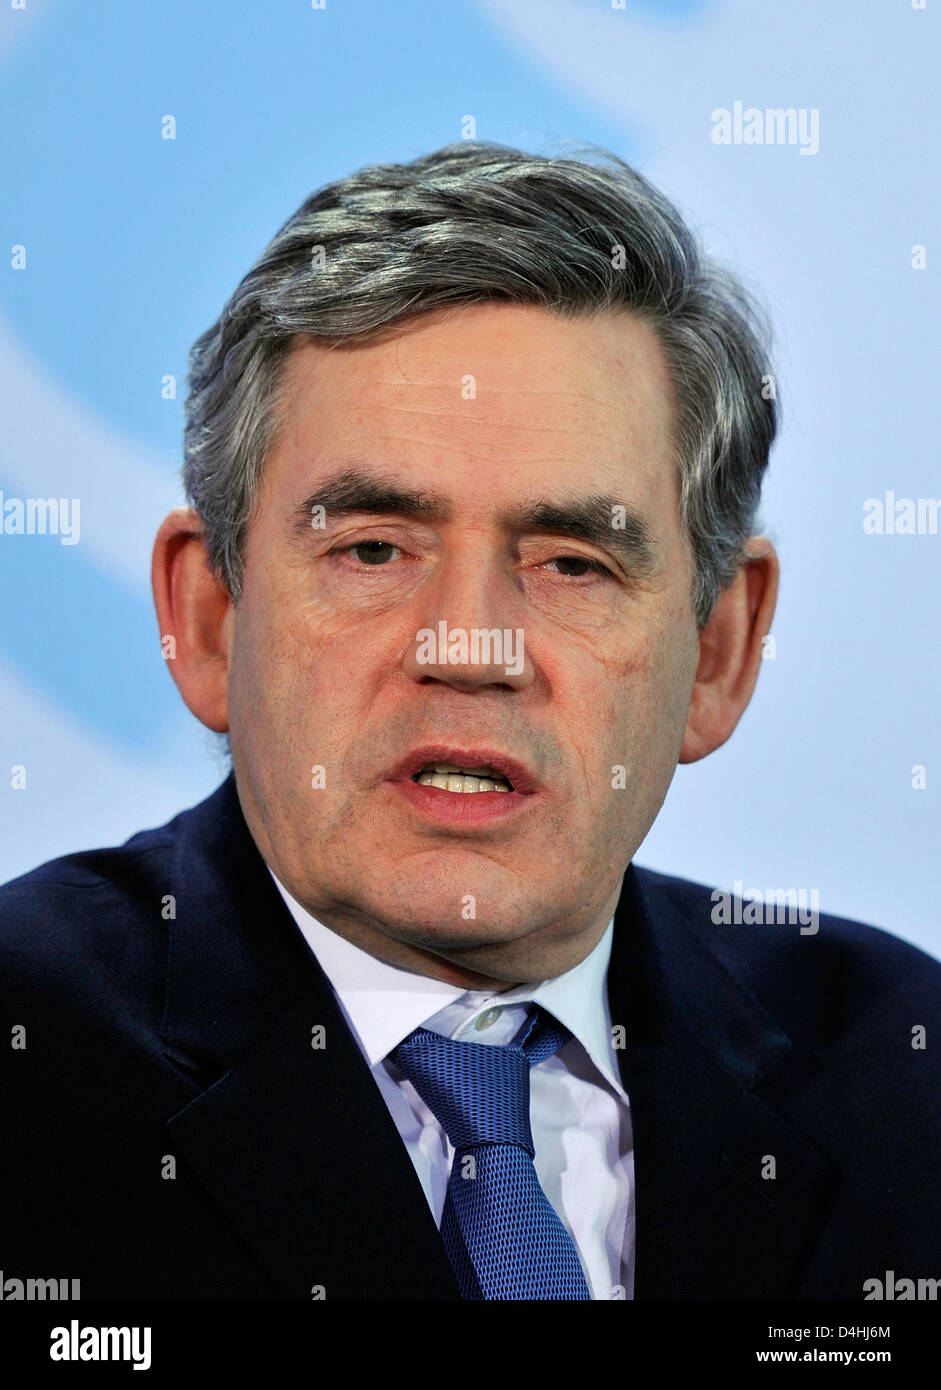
[334,540,402,566]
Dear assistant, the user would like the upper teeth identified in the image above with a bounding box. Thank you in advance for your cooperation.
[415,762,512,792]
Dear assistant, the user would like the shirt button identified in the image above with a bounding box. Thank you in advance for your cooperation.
[474,1006,502,1030]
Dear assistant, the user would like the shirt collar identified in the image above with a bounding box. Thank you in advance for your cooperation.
[269,867,625,1097]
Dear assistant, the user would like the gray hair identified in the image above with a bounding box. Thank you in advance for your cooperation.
[183,141,777,628]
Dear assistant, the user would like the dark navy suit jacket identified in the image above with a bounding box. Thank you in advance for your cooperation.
[1,773,939,1299]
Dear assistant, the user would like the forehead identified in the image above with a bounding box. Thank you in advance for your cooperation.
[265,302,679,511]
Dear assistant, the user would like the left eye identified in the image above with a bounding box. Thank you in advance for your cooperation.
[544,556,612,578]
[340,540,401,565]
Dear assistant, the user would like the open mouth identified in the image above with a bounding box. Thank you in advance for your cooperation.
[411,762,514,793]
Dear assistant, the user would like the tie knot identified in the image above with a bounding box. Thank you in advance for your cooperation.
[390,1007,571,1154]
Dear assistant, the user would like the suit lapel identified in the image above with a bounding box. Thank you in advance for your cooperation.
[166,986,459,1299]
[609,866,840,1299]
[160,774,459,1299]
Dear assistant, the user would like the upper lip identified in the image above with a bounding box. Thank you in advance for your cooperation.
[390,745,540,794]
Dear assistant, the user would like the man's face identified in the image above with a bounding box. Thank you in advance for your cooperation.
[225,303,702,985]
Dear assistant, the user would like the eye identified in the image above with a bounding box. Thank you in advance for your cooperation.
[337,539,402,566]
[543,555,613,579]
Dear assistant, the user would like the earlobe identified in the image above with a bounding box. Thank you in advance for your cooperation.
[151,508,232,733]
[678,539,779,765]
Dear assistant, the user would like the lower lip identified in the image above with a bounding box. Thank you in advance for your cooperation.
[388,777,537,825]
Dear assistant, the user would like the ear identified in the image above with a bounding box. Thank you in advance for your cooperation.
[151,508,233,733]
[678,538,779,764]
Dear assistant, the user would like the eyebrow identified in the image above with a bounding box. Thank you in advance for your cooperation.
[292,466,661,575]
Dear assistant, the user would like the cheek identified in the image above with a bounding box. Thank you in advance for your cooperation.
[608,626,695,788]
[228,598,306,749]
[230,593,381,777]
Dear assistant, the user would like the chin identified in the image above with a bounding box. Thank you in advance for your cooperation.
[408,917,529,951]
[370,895,514,940]
[371,861,533,927]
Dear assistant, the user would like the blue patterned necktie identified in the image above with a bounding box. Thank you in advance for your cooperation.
[390,1005,592,1300]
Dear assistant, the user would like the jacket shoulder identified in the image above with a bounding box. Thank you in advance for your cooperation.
[0,799,196,1010]
[635,862,940,968]
[632,862,941,1044]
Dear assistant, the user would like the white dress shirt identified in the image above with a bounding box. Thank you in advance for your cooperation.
[269,870,635,1300]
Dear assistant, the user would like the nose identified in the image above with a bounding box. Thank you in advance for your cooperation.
[401,546,533,692]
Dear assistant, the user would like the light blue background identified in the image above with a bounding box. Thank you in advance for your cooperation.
[2,0,938,958]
